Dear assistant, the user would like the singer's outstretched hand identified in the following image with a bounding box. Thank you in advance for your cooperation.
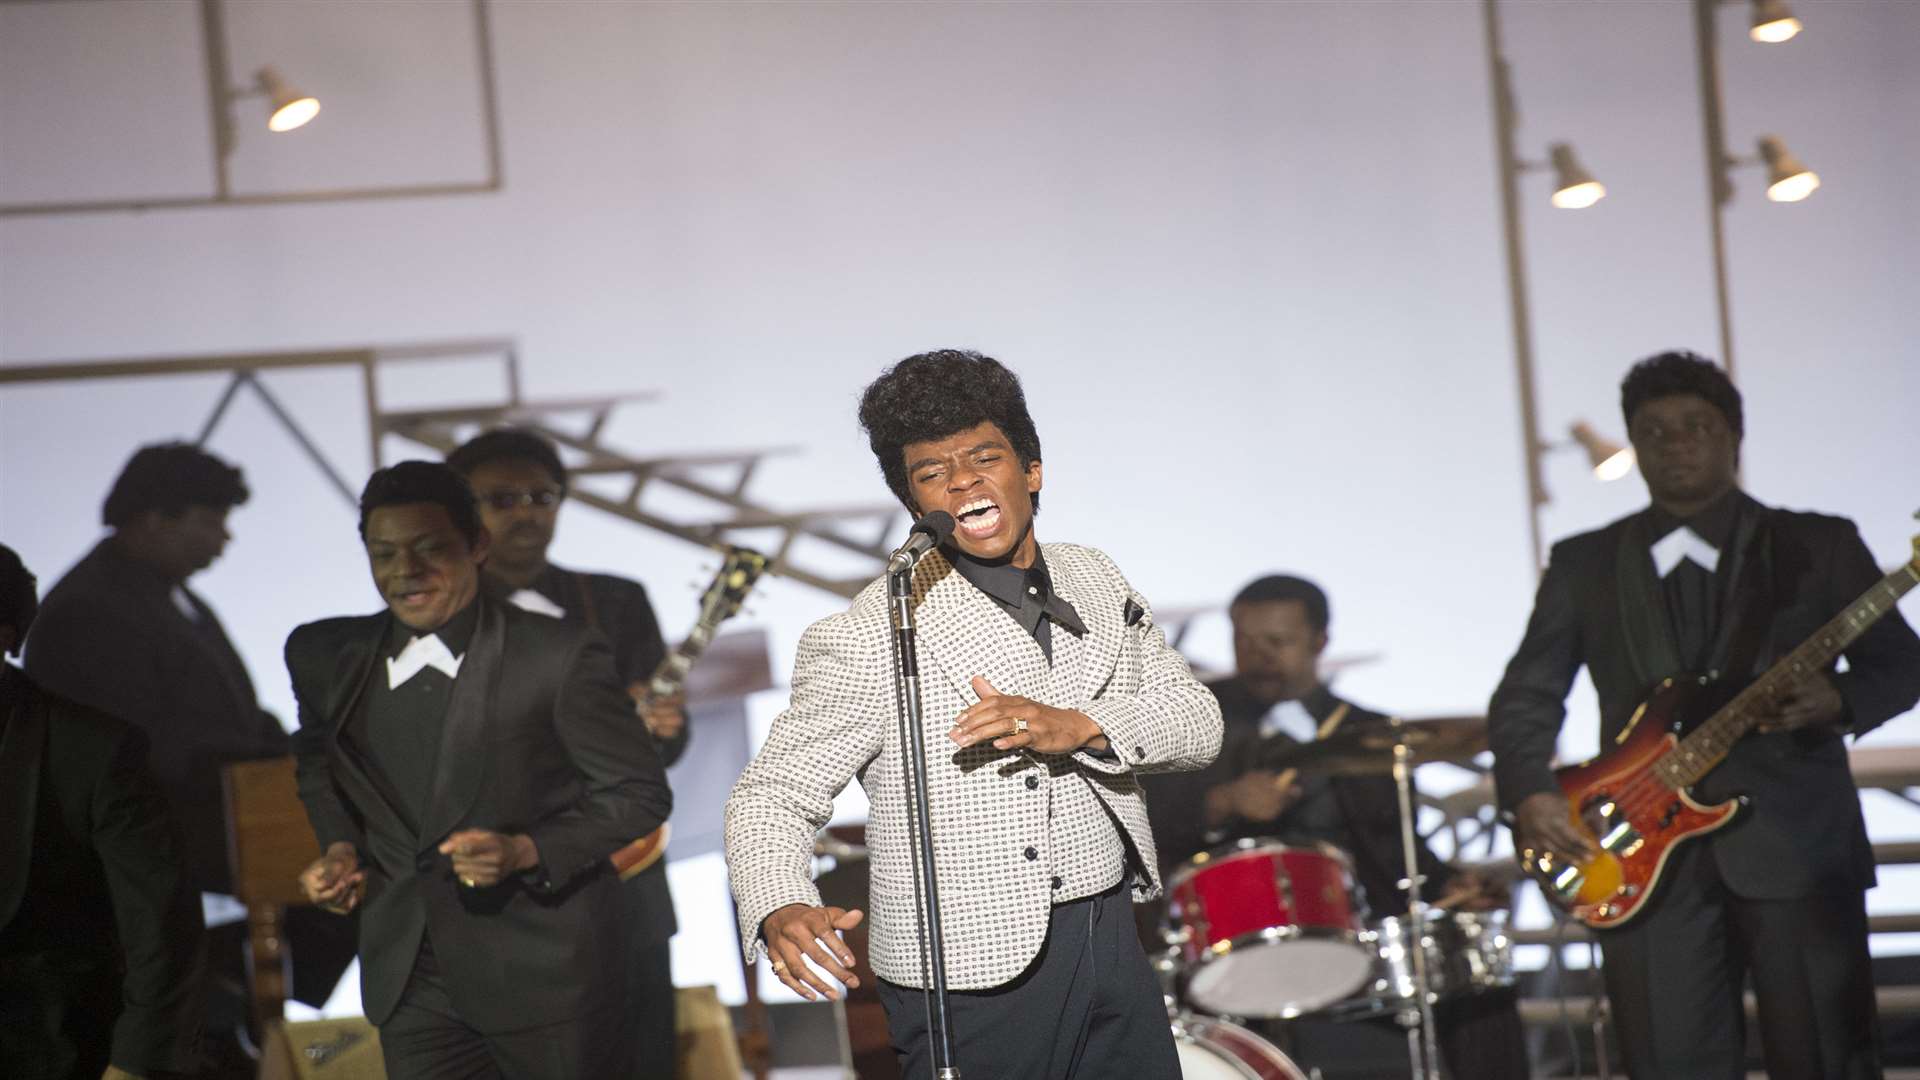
[762,903,864,1001]
[950,676,1111,753]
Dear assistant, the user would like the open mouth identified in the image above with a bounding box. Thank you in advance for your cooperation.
[392,588,437,608]
[955,497,1002,539]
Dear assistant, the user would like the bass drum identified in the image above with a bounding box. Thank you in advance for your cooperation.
[1172,1012,1310,1080]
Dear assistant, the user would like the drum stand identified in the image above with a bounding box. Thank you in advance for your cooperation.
[1389,727,1444,1080]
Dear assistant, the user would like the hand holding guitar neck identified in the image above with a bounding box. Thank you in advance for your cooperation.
[609,546,769,879]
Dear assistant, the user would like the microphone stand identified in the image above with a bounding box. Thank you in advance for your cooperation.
[888,549,959,1079]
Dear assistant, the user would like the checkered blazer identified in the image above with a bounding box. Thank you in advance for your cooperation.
[724,542,1222,990]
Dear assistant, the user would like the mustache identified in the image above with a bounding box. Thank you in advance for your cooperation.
[503,523,548,541]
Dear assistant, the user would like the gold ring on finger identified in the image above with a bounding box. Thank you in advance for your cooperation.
[770,958,787,973]
[1013,716,1029,735]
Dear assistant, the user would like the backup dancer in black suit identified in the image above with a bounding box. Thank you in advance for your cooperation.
[1490,352,1920,1079]
[288,462,671,1079]
[24,442,352,1066]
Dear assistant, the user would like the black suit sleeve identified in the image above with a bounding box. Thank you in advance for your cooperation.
[52,717,208,1074]
[1827,522,1920,738]
[285,628,362,853]
[1488,542,1586,812]
[523,634,673,890]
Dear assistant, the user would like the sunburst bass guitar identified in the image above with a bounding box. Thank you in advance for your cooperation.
[1528,529,1920,929]
[609,546,768,879]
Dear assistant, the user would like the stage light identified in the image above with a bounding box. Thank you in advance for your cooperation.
[1750,0,1802,44]
[1569,421,1634,481]
[1547,143,1606,209]
[1759,135,1819,202]
[256,67,321,133]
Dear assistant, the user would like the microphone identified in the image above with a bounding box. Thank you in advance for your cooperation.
[887,512,955,574]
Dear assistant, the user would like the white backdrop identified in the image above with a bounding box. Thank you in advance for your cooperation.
[4,1,1918,1005]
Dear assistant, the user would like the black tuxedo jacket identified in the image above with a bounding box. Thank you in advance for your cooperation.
[1489,492,1920,898]
[0,664,204,1076]
[286,595,671,1030]
[529,563,686,947]
[25,539,289,894]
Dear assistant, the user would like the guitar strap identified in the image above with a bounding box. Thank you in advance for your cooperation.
[566,569,605,639]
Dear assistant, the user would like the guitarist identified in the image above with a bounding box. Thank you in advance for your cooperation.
[1488,351,1920,1079]
[448,428,689,1078]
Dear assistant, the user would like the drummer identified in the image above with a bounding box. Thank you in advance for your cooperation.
[1140,574,1529,1080]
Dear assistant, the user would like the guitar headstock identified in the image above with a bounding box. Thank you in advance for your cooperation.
[695,546,770,628]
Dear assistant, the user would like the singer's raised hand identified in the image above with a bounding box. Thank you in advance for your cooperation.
[950,675,1110,753]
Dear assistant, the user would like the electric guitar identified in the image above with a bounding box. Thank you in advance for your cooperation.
[609,546,769,880]
[1529,529,1920,929]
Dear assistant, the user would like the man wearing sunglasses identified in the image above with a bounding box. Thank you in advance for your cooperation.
[446,428,686,1077]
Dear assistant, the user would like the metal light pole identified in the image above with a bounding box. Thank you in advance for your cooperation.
[1482,0,1552,577]
[1693,0,1741,382]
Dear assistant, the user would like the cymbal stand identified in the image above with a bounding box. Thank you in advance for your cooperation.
[1391,728,1443,1080]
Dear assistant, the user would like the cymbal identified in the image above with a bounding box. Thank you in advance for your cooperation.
[1264,715,1488,776]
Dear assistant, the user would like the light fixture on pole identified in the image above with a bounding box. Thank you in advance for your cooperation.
[1545,143,1607,209]
[1527,420,1635,516]
[1484,0,1613,575]
[1749,0,1802,44]
[1757,134,1820,202]
[200,0,324,200]
[1568,421,1635,482]
[255,66,321,133]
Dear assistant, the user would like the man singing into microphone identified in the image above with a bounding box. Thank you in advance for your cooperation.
[724,349,1222,1077]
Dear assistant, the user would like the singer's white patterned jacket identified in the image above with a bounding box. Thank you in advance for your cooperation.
[724,542,1222,991]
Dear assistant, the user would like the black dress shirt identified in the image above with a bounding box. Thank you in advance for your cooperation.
[352,600,479,834]
[1243,683,1349,845]
[1646,489,1743,670]
[944,547,1087,662]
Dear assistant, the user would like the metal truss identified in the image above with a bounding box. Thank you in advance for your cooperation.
[0,337,898,598]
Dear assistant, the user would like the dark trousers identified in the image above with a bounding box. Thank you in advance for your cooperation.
[379,938,630,1080]
[627,938,677,1078]
[1598,841,1880,1080]
[0,952,120,1080]
[877,883,1180,1080]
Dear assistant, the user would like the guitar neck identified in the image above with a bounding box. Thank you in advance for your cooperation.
[646,623,717,702]
[1662,559,1920,787]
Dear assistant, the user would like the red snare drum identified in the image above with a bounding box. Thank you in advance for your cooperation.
[1167,839,1372,1018]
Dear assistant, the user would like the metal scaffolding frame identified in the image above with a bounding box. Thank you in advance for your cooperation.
[0,338,898,598]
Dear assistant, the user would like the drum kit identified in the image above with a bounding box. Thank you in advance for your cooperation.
[1160,716,1515,1080]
